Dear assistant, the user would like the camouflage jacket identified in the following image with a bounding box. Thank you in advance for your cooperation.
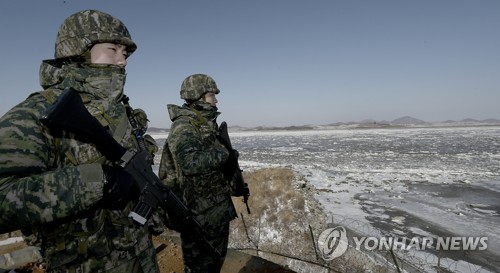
[0,60,159,272]
[159,103,234,218]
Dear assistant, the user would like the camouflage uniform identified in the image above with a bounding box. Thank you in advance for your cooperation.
[0,10,160,273]
[159,74,236,273]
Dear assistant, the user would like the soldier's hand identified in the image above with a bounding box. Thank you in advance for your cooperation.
[102,165,139,210]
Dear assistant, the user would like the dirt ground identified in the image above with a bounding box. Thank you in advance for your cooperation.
[153,234,297,273]
[1,234,296,273]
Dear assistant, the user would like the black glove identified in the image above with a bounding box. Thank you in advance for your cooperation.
[102,165,139,210]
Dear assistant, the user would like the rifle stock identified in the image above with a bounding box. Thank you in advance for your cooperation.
[40,87,221,258]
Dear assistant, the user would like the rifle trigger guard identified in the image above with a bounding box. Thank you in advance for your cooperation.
[118,149,136,167]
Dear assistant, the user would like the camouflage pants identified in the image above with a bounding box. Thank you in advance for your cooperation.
[48,246,159,273]
[180,219,230,273]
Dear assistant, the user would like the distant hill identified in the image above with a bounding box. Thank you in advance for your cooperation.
[359,119,377,124]
[146,116,500,132]
[461,118,479,123]
[391,116,427,125]
[251,125,315,131]
[481,118,500,123]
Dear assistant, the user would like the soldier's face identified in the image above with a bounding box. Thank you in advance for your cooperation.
[204,92,218,107]
[90,43,129,67]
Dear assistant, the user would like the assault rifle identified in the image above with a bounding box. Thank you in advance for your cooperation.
[40,87,220,258]
[218,121,251,214]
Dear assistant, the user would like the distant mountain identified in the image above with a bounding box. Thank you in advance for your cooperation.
[252,125,315,131]
[481,118,500,124]
[461,118,479,123]
[359,119,377,124]
[147,116,500,132]
[437,118,500,125]
[391,116,426,125]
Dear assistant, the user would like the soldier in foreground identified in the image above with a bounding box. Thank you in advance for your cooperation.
[0,10,161,272]
[159,74,237,272]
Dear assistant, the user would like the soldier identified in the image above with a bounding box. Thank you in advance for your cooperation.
[159,74,237,272]
[0,10,161,272]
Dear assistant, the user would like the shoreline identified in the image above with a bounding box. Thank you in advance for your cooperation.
[148,123,500,135]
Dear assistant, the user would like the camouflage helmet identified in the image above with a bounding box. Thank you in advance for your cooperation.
[180,74,220,101]
[133,108,149,134]
[55,9,137,59]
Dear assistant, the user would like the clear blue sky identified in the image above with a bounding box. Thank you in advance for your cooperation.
[1,0,499,128]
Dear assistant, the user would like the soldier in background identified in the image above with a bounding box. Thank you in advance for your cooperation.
[0,10,161,272]
[159,74,237,272]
